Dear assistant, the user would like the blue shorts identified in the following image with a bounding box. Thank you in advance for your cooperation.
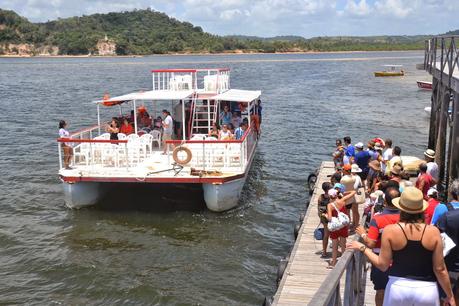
[371,264,389,290]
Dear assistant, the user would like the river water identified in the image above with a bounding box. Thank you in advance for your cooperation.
[0,51,431,305]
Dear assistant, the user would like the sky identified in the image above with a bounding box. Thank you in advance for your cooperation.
[1,0,458,37]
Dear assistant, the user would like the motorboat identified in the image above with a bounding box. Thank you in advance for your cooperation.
[374,65,404,77]
[417,80,432,90]
[57,68,262,212]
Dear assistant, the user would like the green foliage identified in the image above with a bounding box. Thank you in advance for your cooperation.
[0,8,453,55]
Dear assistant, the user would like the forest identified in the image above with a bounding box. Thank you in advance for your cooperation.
[0,8,438,55]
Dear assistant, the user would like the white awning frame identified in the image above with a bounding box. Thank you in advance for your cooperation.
[93,90,194,104]
[209,89,261,103]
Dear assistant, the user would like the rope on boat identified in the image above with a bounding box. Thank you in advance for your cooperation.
[144,162,184,177]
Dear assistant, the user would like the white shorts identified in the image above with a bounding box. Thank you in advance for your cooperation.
[383,276,439,306]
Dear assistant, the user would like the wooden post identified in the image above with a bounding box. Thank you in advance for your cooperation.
[435,87,450,187]
[428,79,439,149]
[449,92,459,184]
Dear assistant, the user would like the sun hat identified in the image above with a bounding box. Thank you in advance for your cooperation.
[343,164,352,171]
[427,187,438,197]
[355,142,364,149]
[392,186,428,213]
[369,160,381,172]
[334,183,345,193]
[351,164,362,173]
[328,189,338,197]
[424,149,435,159]
[391,164,402,175]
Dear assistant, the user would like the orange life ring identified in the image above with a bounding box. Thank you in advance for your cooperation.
[172,146,193,165]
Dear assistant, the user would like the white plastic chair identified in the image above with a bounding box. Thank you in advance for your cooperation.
[100,133,111,140]
[149,130,161,148]
[126,137,141,165]
[139,134,154,157]
[127,134,139,142]
[100,143,119,167]
[73,143,91,165]
[118,133,126,140]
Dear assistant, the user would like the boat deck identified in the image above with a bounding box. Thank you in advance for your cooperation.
[60,149,245,183]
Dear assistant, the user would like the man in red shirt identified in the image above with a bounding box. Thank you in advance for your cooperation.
[356,187,400,306]
[424,187,440,224]
[416,162,434,200]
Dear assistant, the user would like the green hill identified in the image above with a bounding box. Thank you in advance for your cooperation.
[0,8,454,55]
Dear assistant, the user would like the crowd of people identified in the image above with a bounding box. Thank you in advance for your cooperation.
[317,136,459,306]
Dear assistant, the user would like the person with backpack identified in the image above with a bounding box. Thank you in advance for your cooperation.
[435,179,459,304]
[431,179,459,225]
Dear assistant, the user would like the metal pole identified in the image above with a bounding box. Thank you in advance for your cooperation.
[97,104,101,135]
[182,100,186,140]
[435,88,450,188]
[449,92,459,186]
[58,142,62,169]
[134,100,138,134]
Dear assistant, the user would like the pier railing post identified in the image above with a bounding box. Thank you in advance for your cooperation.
[435,88,450,187]
[449,93,459,186]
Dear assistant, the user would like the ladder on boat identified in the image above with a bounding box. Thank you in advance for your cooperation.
[190,97,218,135]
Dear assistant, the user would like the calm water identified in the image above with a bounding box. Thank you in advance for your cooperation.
[0,51,431,305]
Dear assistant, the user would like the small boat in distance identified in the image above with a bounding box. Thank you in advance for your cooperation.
[417,80,432,90]
[374,65,404,77]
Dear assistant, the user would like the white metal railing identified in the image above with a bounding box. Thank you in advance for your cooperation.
[151,68,231,93]
[166,127,257,172]
[58,127,257,172]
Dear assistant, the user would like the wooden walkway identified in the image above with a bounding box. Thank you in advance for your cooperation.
[272,161,375,305]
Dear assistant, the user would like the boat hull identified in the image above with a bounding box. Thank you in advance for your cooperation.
[374,71,404,77]
[202,177,246,212]
[417,81,432,90]
[63,181,106,209]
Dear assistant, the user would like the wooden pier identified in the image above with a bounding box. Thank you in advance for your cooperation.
[272,161,373,306]
[269,35,459,306]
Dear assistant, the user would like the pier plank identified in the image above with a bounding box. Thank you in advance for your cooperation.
[272,161,375,305]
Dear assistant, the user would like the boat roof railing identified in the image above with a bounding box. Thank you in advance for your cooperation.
[151,68,231,93]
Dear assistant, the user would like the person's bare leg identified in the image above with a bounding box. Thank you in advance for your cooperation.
[63,146,70,168]
[330,239,338,267]
[322,226,330,256]
[339,237,346,254]
[375,289,384,306]
[352,203,360,227]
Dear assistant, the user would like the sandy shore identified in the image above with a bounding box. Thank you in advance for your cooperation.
[0,49,423,58]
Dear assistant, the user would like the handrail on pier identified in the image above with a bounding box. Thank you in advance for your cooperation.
[308,250,367,306]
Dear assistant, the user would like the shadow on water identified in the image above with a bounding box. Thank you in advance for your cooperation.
[92,183,207,212]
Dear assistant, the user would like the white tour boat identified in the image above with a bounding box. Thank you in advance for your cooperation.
[57,68,262,212]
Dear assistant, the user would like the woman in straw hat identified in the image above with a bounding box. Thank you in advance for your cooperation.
[347,187,455,306]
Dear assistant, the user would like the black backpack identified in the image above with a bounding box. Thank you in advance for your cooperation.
[437,203,459,272]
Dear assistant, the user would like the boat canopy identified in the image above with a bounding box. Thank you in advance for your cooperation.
[93,90,194,104]
[210,89,261,103]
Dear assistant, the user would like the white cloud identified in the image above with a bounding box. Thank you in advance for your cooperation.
[344,0,371,16]
[374,0,413,18]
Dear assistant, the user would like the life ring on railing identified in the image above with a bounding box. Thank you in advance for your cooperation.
[172,146,193,165]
